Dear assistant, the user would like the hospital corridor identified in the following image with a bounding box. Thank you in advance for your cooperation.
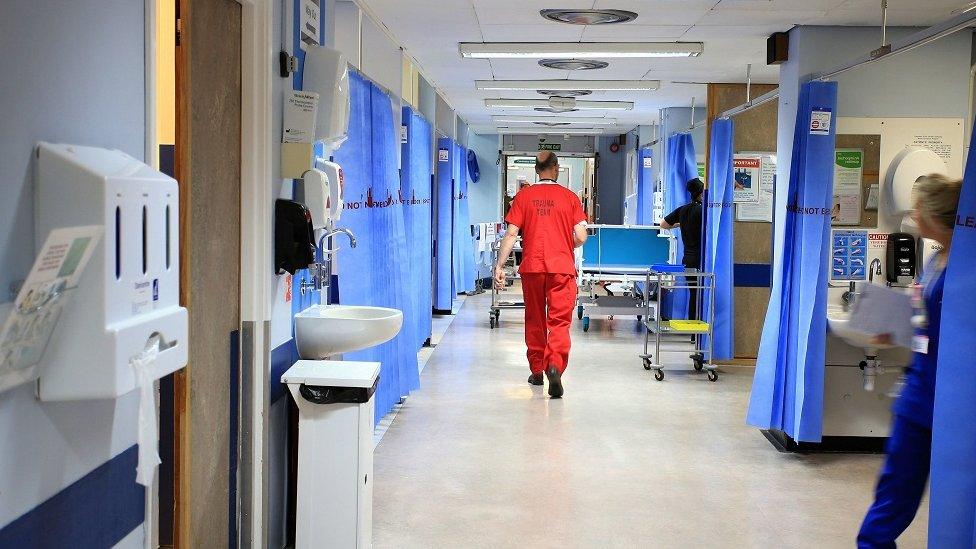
[372,290,925,548]
[3,1,976,548]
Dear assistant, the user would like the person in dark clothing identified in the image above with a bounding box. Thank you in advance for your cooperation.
[660,177,704,318]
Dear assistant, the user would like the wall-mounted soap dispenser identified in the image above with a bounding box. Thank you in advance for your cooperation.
[34,143,188,401]
[275,199,316,274]
[886,232,917,286]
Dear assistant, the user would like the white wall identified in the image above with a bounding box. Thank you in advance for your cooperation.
[775,26,975,270]
[0,0,147,543]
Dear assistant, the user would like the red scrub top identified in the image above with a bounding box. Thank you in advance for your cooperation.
[505,181,586,275]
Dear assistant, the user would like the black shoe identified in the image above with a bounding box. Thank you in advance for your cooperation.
[528,373,544,386]
[545,366,563,399]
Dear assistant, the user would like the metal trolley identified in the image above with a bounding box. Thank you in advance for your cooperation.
[489,239,524,329]
[639,268,718,382]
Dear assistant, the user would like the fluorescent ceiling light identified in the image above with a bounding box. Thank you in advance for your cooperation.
[497,127,606,135]
[477,80,660,92]
[485,99,634,111]
[460,42,703,59]
[493,115,617,125]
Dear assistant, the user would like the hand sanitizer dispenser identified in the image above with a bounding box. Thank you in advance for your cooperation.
[34,143,188,401]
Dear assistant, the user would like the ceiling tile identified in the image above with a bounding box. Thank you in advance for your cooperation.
[580,24,692,40]
[477,24,585,42]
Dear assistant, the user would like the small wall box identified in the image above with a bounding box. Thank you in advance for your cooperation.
[34,143,188,401]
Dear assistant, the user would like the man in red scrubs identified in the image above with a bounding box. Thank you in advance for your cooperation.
[494,151,588,398]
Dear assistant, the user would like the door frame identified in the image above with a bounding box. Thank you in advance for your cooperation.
[145,0,274,546]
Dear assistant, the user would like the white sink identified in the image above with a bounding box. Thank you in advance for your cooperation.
[826,304,897,351]
[295,305,403,359]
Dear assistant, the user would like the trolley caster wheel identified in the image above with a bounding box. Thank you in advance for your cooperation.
[582,317,590,332]
[643,358,652,371]
[654,370,665,381]
[690,352,705,372]
[577,305,584,320]
[707,370,718,382]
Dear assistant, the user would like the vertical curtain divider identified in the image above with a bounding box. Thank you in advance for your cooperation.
[747,81,838,442]
[703,119,735,359]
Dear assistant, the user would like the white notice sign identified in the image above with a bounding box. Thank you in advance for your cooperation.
[282,91,319,144]
[811,108,832,135]
[733,155,761,203]
[832,149,863,226]
[438,148,449,162]
[643,157,653,169]
[735,154,776,223]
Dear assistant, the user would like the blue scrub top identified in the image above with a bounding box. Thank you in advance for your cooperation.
[893,263,947,428]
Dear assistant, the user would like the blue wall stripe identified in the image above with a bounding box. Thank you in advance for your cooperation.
[229,330,240,549]
[271,339,300,404]
[734,263,772,288]
[0,445,144,548]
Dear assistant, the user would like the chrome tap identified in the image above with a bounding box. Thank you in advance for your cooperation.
[869,258,882,283]
[301,227,358,303]
[842,281,859,310]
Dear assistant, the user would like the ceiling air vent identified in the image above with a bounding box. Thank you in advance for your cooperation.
[539,59,609,71]
[533,121,572,127]
[540,9,638,25]
[537,89,591,97]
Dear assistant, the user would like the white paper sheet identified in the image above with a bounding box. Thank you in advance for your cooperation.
[848,284,914,349]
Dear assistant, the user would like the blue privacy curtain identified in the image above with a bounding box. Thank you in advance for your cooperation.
[636,148,654,225]
[702,119,735,360]
[664,133,697,318]
[401,107,434,345]
[928,122,976,547]
[434,138,454,311]
[456,145,476,293]
[746,81,838,442]
[334,72,420,422]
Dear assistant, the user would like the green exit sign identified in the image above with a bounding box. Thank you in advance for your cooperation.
[539,143,562,151]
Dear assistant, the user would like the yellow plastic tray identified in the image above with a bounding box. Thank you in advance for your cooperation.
[663,320,710,333]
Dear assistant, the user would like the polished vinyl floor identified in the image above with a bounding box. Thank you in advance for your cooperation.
[372,290,927,548]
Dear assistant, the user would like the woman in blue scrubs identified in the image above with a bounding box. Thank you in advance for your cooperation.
[858,174,963,548]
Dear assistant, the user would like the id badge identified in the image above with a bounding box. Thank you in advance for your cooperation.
[912,335,930,354]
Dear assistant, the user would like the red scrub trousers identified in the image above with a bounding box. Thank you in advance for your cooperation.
[521,272,576,375]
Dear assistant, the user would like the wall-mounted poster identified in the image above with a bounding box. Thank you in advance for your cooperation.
[832,149,863,226]
[735,153,776,223]
[733,155,761,203]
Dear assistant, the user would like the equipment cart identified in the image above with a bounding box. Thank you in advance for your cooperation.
[489,239,523,329]
[639,267,718,382]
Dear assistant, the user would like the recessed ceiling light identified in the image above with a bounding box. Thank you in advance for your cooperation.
[493,115,618,125]
[538,89,591,97]
[460,42,703,59]
[535,107,580,113]
[485,98,634,111]
[478,80,660,92]
[539,59,610,71]
[534,121,572,126]
[540,9,638,25]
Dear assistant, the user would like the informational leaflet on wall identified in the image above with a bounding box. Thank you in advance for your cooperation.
[697,161,706,183]
[832,149,863,226]
[831,229,869,281]
[732,155,761,203]
[0,226,102,392]
[735,153,776,223]
[282,91,319,144]
[643,156,653,169]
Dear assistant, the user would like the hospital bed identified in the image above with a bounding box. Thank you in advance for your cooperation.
[577,225,670,332]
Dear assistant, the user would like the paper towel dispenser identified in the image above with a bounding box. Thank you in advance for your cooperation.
[275,199,317,275]
[33,143,188,401]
